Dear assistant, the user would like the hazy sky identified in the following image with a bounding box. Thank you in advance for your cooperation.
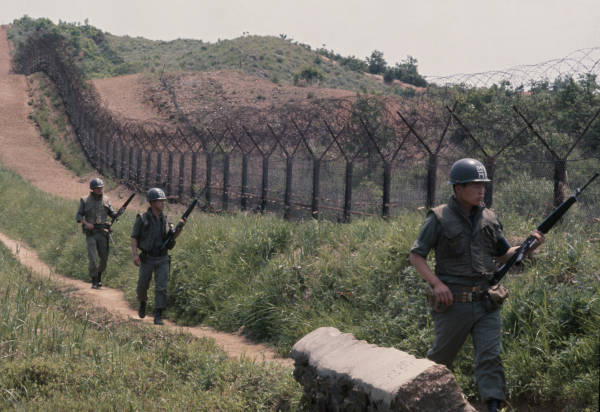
[3,0,599,76]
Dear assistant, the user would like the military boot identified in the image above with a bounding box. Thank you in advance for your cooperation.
[97,273,102,288]
[91,277,99,289]
[154,309,163,325]
[487,399,501,412]
[138,301,146,319]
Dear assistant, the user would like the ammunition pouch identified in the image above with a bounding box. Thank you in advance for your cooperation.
[83,223,111,236]
[484,284,509,312]
[140,247,167,262]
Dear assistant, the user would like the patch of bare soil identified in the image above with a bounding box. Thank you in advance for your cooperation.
[0,231,291,365]
[142,70,358,122]
[92,74,166,122]
[0,26,91,200]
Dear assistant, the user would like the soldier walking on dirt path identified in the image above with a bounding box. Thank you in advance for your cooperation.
[75,177,117,289]
[409,158,544,412]
[131,188,186,325]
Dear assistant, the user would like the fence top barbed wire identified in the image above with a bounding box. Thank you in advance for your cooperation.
[426,47,600,88]
[11,30,600,220]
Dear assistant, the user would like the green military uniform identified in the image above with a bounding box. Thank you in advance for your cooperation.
[76,193,116,286]
[411,195,510,402]
[131,208,175,311]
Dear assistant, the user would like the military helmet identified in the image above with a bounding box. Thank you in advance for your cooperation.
[449,158,491,184]
[90,177,104,189]
[147,187,167,202]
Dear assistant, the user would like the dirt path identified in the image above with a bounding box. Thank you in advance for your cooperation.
[0,26,291,366]
[0,231,291,365]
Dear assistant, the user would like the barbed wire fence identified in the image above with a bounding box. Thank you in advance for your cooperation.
[12,33,600,221]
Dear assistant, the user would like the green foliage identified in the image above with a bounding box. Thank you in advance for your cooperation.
[9,16,136,79]
[446,75,600,186]
[8,16,426,96]
[293,66,324,85]
[367,50,387,74]
[383,69,394,84]
[0,164,598,408]
[389,56,427,87]
[316,48,368,73]
[0,241,301,410]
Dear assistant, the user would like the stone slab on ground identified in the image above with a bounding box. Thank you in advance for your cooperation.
[291,327,476,411]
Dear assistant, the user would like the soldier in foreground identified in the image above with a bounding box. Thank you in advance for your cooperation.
[76,177,117,289]
[131,188,186,325]
[409,158,544,412]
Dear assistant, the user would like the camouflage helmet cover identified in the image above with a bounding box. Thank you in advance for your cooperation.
[147,187,167,202]
[449,158,491,184]
[90,177,104,189]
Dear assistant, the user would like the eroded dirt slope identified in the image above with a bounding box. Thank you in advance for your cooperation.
[0,25,91,200]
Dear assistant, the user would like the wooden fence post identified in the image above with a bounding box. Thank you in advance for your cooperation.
[484,156,496,207]
[284,157,293,219]
[156,152,162,188]
[344,161,353,222]
[223,153,230,211]
[191,152,198,198]
[241,154,249,211]
[426,154,438,209]
[178,152,185,200]
[261,155,269,213]
[167,151,174,196]
[120,142,127,180]
[145,151,152,189]
[205,152,213,208]
[136,148,143,186]
[312,157,321,219]
[382,162,391,218]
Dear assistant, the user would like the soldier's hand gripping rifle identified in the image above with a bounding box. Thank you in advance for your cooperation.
[491,172,599,286]
[161,198,198,251]
[105,192,136,244]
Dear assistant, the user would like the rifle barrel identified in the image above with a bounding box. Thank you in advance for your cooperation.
[491,173,598,285]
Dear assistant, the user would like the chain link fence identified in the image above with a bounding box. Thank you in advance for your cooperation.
[12,32,600,221]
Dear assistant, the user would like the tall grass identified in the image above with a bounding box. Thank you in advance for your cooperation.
[0,241,301,410]
[0,164,598,409]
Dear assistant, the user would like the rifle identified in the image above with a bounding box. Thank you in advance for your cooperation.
[106,192,136,244]
[160,198,198,251]
[110,192,136,225]
[491,172,599,285]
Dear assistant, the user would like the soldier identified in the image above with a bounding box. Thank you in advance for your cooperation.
[76,177,117,289]
[131,188,186,325]
[409,158,544,412]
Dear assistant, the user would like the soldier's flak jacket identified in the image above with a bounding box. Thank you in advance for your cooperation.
[431,196,502,278]
[76,194,115,234]
[134,208,175,256]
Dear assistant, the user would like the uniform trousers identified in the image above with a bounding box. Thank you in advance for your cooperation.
[136,255,170,310]
[428,300,505,401]
[86,231,109,280]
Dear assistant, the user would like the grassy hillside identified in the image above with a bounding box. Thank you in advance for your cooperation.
[0,164,597,410]
[0,236,300,410]
[7,16,419,97]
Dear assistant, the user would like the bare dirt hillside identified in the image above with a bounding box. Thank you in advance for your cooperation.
[0,25,91,200]
[0,26,290,365]
[142,70,357,122]
[92,73,167,121]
